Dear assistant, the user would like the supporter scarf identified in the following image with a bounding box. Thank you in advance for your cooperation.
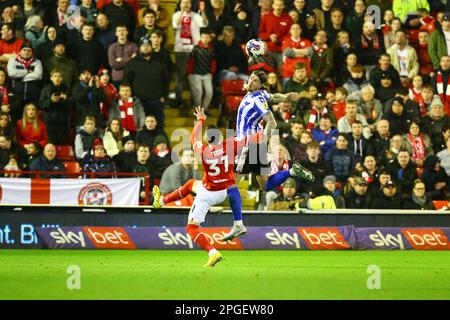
[118,98,137,132]
[407,133,426,161]
[57,8,67,26]
[409,88,426,117]
[312,42,327,55]
[435,70,450,101]
[0,86,9,106]
[16,55,35,70]
[361,33,379,49]
[154,146,170,158]
[180,12,192,45]
[307,106,328,131]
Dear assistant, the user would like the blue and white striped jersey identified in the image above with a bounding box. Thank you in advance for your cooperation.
[236,90,271,140]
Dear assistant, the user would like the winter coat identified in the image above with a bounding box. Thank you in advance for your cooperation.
[421,155,450,200]
[312,127,339,156]
[74,127,103,161]
[29,155,65,178]
[387,160,418,195]
[39,83,71,132]
[324,146,356,182]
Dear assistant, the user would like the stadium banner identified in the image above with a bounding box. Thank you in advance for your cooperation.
[36,226,450,250]
[0,178,140,206]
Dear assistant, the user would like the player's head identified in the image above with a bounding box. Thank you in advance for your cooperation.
[245,71,267,92]
[205,125,222,145]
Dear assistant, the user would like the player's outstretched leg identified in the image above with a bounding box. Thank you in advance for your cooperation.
[153,179,198,208]
[221,186,247,242]
[186,223,223,267]
[264,163,315,191]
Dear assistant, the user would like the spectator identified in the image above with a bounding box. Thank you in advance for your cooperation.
[259,0,293,74]
[302,10,317,43]
[429,12,450,69]
[382,96,413,136]
[29,143,65,178]
[281,23,312,83]
[438,137,450,175]
[375,72,400,107]
[214,25,247,81]
[187,29,215,112]
[135,114,168,149]
[266,71,283,93]
[403,121,433,168]
[24,15,45,49]
[358,154,379,189]
[284,62,312,94]
[0,67,13,118]
[367,119,390,163]
[371,180,403,209]
[159,148,202,194]
[109,83,145,136]
[0,111,14,142]
[323,174,345,208]
[95,13,116,50]
[387,149,418,197]
[0,23,24,64]
[72,68,106,128]
[392,0,429,29]
[72,22,107,74]
[343,64,370,95]
[103,117,130,158]
[149,134,172,183]
[172,0,208,108]
[97,0,140,20]
[137,0,171,31]
[299,141,332,192]
[267,178,303,211]
[46,0,70,34]
[108,25,137,86]
[404,179,436,210]
[383,17,402,50]
[345,0,365,41]
[311,115,338,156]
[282,119,304,163]
[134,8,161,44]
[3,154,21,178]
[422,99,450,152]
[39,69,71,145]
[335,51,358,87]
[150,29,174,76]
[304,92,336,130]
[0,133,15,168]
[353,21,385,74]
[231,6,253,44]
[102,0,135,36]
[7,43,42,121]
[79,0,100,24]
[325,7,346,46]
[19,140,41,170]
[369,53,401,91]
[129,143,155,200]
[331,87,347,121]
[82,138,117,177]
[205,0,228,39]
[44,40,78,91]
[344,176,372,209]
[310,29,333,91]
[431,55,450,115]
[421,155,449,200]
[74,116,102,161]
[337,99,371,139]
[266,142,292,208]
[386,30,419,86]
[358,85,383,132]
[408,75,426,118]
[17,0,44,25]
[124,37,168,125]
[324,133,356,183]
[35,26,58,63]
[416,30,434,81]
[331,31,353,80]
[97,68,118,124]
[112,135,136,172]
[15,103,47,149]
[273,100,302,138]
[312,0,335,31]
[347,120,369,163]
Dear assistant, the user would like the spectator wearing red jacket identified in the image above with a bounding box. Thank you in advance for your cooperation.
[281,23,312,83]
[259,0,293,74]
[416,30,434,82]
[0,23,23,64]
[16,103,48,149]
[98,68,118,125]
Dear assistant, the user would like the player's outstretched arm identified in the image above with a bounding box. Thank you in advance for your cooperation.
[262,111,277,142]
[268,92,300,104]
[192,106,206,152]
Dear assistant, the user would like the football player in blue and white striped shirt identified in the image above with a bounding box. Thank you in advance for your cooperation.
[221,70,316,241]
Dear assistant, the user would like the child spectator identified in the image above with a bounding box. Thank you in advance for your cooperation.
[187,29,215,112]
[408,75,426,117]
[74,116,102,162]
[15,103,47,149]
[98,68,118,125]
[150,134,172,184]
[416,30,433,82]
[323,175,345,208]
[103,117,130,158]
[82,138,117,177]
[331,87,347,121]
[343,64,369,95]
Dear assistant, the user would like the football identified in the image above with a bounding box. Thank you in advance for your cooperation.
[245,39,265,57]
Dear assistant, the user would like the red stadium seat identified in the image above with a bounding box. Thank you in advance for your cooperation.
[165,194,194,207]
[63,161,81,178]
[222,79,245,95]
[56,145,75,161]
[225,95,243,113]
[432,200,448,210]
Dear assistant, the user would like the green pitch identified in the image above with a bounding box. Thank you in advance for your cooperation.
[1,250,450,300]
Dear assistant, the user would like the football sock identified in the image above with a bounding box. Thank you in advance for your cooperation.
[227,186,243,222]
[208,249,218,256]
[186,224,214,253]
[163,179,195,204]
[264,170,291,191]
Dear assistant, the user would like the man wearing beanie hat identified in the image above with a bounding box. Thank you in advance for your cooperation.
[267,178,304,211]
[112,135,136,172]
[323,175,345,208]
[82,138,118,176]
[7,40,43,120]
[45,39,77,90]
[150,134,173,182]
[382,96,412,135]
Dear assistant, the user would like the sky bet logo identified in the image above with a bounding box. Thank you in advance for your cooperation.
[0,224,50,246]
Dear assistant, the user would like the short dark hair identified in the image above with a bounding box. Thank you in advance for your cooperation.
[253,70,268,84]
[151,29,164,38]
[143,8,157,17]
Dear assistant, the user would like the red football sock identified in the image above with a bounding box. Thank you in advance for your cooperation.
[186,224,214,253]
[163,179,196,204]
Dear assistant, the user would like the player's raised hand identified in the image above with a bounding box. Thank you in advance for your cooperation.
[286,92,300,101]
[193,106,207,121]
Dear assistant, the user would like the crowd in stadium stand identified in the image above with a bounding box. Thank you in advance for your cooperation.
[1,0,450,210]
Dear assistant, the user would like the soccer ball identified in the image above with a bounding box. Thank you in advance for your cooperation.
[245,39,265,57]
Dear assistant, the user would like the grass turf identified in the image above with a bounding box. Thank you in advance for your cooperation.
[0,250,450,300]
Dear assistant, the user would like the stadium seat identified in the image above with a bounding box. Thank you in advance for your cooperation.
[56,145,76,161]
[432,200,448,210]
[222,79,245,95]
[225,95,243,113]
[63,161,81,178]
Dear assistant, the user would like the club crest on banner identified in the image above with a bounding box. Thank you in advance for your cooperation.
[78,183,113,205]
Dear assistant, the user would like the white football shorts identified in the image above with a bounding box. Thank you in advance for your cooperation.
[188,184,227,224]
